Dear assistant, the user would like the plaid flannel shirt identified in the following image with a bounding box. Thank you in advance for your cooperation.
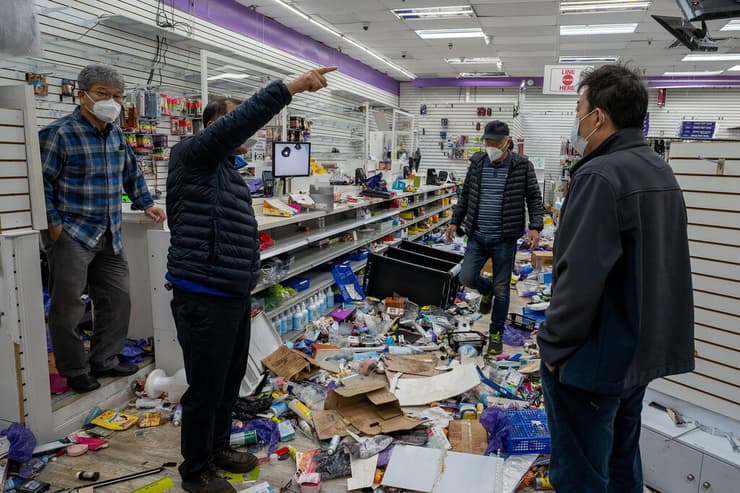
[39,107,153,254]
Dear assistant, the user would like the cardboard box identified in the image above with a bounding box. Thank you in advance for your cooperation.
[448,419,488,455]
[261,346,321,381]
[480,258,492,276]
[312,379,420,440]
[531,251,553,270]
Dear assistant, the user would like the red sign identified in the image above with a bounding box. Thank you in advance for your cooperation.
[562,73,574,86]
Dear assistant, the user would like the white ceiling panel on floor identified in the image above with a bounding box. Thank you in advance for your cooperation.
[247,0,740,79]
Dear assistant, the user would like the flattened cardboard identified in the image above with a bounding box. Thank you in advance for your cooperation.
[261,346,320,381]
[312,410,350,439]
[316,379,420,440]
[384,354,437,377]
[448,419,488,455]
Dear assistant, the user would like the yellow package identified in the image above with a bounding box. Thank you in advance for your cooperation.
[138,412,161,428]
[91,410,139,431]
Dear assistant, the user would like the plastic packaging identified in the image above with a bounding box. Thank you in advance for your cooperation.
[289,384,327,411]
[349,435,393,459]
[0,422,36,462]
[480,407,512,456]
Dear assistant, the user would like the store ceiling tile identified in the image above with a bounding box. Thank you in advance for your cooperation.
[493,35,559,46]
[247,0,740,79]
[479,15,557,28]
[472,2,558,17]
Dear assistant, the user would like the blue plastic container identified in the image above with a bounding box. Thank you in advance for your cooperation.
[505,409,551,455]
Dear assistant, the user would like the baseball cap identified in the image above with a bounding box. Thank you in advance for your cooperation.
[482,120,510,141]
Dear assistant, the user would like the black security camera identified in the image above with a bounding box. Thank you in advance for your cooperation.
[363,23,369,31]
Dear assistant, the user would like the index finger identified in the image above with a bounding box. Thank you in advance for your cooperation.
[316,66,337,75]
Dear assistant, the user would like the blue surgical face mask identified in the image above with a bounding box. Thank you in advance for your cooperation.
[570,108,598,156]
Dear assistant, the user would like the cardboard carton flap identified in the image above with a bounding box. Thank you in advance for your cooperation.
[312,410,353,440]
[333,379,387,397]
[366,388,398,406]
[261,346,320,380]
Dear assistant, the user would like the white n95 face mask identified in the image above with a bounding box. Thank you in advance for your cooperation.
[570,109,598,156]
[85,92,121,123]
[486,146,503,162]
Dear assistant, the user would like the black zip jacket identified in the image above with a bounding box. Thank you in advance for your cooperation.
[538,128,695,393]
[167,81,292,296]
[451,151,544,239]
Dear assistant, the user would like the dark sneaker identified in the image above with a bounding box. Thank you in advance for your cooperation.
[67,374,100,393]
[182,468,235,493]
[488,331,503,355]
[90,364,138,377]
[479,294,493,315]
[214,448,259,473]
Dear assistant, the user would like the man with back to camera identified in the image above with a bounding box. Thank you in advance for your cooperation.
[39,63,166,393]
[537,64,694,492]
[166,66,336,493]
[446,121,544,355]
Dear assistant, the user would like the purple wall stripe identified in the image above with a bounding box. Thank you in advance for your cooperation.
[167,0,400,95]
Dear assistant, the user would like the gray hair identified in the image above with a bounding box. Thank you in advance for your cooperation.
[77,64,125,92]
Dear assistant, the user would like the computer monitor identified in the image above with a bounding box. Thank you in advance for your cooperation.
[272,142,311,178]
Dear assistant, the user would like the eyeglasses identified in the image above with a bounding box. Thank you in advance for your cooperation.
[86,89,124,103]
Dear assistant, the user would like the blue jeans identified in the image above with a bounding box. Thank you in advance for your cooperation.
[542,363,647,493]
[459,233,516,333]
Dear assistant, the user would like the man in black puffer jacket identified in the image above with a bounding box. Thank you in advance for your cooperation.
[447,121,544,354]
[166,67,335,493]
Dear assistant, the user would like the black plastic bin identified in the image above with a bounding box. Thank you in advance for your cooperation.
[363,245,463,308]
[397,240,465,264]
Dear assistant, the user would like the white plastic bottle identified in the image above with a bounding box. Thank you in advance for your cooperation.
[308,297,318,322]
[318,291,327,316]
[300,302,309,326]
[326,288,334,309]
[292,308,301,330]
[279,314,288,334]
[273,317,281,333]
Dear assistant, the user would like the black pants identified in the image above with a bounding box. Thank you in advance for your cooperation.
[171,289,252,480]
[542,363,647,493]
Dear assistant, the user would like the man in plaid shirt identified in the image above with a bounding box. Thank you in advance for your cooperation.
[39,64,165,393]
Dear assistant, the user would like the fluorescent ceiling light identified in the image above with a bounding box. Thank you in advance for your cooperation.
[271,0,309,20]
[459,72,508,77]
[663,70,724,76]
[207,73,250,81]
[416,28,486,39]
[720,20,740,31]
[728,65,740,71]
[560,23,638,35]
[392,6,475,20]
[267,0,415,79]
[682,53,740,61]
[559,55,619,63]
[445,57,502,64]
[560,1,650,14]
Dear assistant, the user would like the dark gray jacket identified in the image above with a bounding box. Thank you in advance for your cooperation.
[451,151,544,240]
[167,81,292,296]
[538,128,695,393]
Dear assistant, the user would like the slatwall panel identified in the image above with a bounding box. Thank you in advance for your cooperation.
[0,108,33,231]
[400,84,740,200]
[399,84,518,178]
[0,0,399,195]
[650,141,740,421]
